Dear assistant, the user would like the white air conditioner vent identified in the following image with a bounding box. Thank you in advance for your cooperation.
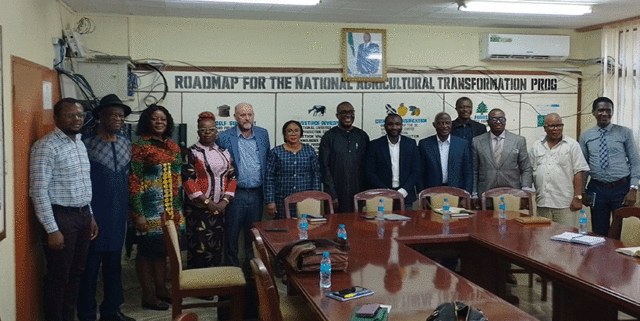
[480,33,570,62]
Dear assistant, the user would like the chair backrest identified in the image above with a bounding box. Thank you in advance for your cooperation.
[173,313,198,321]
[609,207,640,245]
[481,187,533,213]
[284,191,334,218]
[354,189,405,213]
[250,228,277,286]
[418,187,472,210]
[163,220,183,289]
[250,258,283,321]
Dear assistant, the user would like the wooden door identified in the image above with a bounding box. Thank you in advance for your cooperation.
[12,56,58,321]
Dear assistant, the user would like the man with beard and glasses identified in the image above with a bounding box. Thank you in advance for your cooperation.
[30,98,99,321]
[472,108,533,196]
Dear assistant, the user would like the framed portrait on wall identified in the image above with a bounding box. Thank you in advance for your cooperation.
[341,28,387,82]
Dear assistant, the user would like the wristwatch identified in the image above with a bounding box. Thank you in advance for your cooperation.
[203,199,211,205]
[574,195,583,200]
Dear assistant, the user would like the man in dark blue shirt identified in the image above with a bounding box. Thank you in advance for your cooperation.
[451,97,487,142]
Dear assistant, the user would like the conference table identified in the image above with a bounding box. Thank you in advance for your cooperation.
[253,210,640,321]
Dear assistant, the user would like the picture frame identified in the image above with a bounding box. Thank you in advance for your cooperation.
[341,28,387,82]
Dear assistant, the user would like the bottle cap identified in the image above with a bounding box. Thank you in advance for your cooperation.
[501,196,505,200]
[301,214,307,218]
[323,252,330,257]
[339,224,345,228]
[580,209,585,213]
[444,198,448,202]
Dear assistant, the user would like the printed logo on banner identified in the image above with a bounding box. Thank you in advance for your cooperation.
[214,104,239,131]
[374,103,428,139]
[474,101,489,124]
[538,115,546,127]
[308,105,326,116]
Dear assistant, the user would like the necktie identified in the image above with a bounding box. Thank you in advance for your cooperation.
[599,128,609,169]
[494,136,504,164]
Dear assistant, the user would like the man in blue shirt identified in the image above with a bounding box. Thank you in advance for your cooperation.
[580,97,640,236]
[217,103,270,267]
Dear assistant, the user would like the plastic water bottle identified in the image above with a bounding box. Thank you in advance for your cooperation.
[498,197,507,220]
[299,214,309,240]
[377,199,385,220]
[337,224,347,240]
[578,209,587,234]
[442,198,451,220]
[319,252,331,288]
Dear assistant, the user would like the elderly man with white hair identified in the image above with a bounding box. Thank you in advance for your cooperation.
[216,103,270,267]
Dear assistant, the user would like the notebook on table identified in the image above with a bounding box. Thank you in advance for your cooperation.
[550,232,605,246]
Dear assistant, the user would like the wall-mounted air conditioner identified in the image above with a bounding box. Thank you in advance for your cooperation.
[479,33,570,62]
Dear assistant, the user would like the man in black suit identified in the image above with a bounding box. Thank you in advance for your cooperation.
[419,112,473,193]
[451,97,487,142]
[365,114,421,207]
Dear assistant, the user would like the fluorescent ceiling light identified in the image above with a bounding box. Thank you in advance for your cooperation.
[459,1,592,15]
[189,0,320,5]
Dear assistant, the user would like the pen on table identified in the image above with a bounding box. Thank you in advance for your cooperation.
[344,293,356,298]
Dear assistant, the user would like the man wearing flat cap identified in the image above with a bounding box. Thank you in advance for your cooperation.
[77,94,135,321]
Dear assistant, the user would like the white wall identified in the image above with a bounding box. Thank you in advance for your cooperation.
[1,1,73,320]
[76,15,602,135]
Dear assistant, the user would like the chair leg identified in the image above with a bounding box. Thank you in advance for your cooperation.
[541,278,548,302]
[231,290,244,321]
[172,297,182,319]
[528,272,534,288]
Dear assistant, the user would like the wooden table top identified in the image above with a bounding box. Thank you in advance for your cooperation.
[255,210,605,321]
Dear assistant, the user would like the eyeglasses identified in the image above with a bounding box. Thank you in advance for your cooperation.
[286,129,301,135]
[338,110,355,116]
[63,112,87,120]
[198,127,217,134]
[489,117,506,123]
[544,124,564,130]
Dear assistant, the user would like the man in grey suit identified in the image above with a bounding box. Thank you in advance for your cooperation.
[472,108,533,196]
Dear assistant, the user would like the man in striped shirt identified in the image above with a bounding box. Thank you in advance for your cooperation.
[30,98,98,321]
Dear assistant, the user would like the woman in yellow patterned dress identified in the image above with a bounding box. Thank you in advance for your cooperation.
[129,105,183,310]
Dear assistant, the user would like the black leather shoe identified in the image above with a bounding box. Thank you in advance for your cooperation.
[99,311,136,321]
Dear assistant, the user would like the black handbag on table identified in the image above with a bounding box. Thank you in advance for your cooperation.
[426,302,488,321]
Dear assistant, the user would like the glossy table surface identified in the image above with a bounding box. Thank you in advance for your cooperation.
[255,211,547,320]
